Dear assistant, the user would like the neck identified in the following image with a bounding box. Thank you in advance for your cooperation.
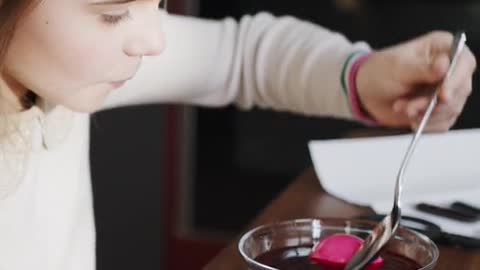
[0,72,30,114]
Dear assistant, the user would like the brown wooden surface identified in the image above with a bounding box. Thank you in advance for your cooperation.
[204,168,480,270]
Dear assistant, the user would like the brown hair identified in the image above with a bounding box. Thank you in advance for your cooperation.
[0,1,40,112]
[0,1,38,67]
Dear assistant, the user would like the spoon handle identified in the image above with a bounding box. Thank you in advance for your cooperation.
[395,32,466,206]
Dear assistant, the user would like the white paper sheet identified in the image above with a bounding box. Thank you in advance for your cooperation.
[308,128,480,238]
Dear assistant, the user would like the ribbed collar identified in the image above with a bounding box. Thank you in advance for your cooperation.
[0,99,74,200]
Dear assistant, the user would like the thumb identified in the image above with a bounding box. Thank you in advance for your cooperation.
[395,31,454,85]
[398,48,450,85]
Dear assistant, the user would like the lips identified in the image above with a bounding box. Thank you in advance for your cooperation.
[109,75,134,89]
[110,80,127,89]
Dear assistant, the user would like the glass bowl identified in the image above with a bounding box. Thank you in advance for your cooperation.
[238,218,439,270]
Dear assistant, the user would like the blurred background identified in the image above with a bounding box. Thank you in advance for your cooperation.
[89,0,480,269]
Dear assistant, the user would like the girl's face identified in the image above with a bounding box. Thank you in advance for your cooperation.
[2,0,165,112]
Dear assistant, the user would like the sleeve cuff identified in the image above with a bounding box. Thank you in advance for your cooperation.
[341,51,378,126]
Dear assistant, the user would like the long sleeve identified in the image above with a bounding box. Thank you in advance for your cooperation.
[102,12,370,119]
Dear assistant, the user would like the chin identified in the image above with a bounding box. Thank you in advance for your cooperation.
[61,96,107,113]
[61,87,111,113]
[63,103,101,113]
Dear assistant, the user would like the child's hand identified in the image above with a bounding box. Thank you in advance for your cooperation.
[356,31,476,131]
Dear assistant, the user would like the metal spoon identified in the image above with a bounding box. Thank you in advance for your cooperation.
[345,31,467,270]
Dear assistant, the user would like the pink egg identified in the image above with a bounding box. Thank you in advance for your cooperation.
[309,234,384,270]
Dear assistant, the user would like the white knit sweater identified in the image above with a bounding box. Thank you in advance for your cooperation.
[0,13,368,270]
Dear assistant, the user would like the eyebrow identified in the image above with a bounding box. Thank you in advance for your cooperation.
[91,0,136,5]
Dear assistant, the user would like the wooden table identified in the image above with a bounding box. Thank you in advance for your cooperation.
[204,168,480,270]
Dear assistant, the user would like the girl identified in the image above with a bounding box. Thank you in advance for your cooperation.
[0,0,475,269]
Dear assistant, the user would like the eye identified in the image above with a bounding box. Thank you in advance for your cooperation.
[101,10,131,25]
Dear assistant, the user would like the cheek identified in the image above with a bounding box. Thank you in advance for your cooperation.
[4,28,122,110]
[9,22,125,91]
[28,8,125,84]
[58,37,121,82]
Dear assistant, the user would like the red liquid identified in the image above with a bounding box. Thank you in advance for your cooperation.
[255,246,422,270]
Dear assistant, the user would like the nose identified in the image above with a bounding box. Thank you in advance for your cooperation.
[123,12,166,57]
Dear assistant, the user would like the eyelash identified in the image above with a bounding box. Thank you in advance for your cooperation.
[101,11,131,25]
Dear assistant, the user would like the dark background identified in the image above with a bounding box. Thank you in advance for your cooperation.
[90,1,480,269]
[193,0,480,236]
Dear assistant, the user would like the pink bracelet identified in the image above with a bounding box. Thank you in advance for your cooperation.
[347,52,378,126]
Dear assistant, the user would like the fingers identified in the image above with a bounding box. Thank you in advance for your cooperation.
[425,31,454,55]
[408,93,468,132]
[413,31,452,83]
[438,47,476,102]
[398,50,474,119]
[392,33,476,132]
[393,81,471,132]
[430,53,451,83]
[410,110,457,132]
[408,31,475,87]
[393,96,430,119]
[393,39,449,85]
[374,31,475,130]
